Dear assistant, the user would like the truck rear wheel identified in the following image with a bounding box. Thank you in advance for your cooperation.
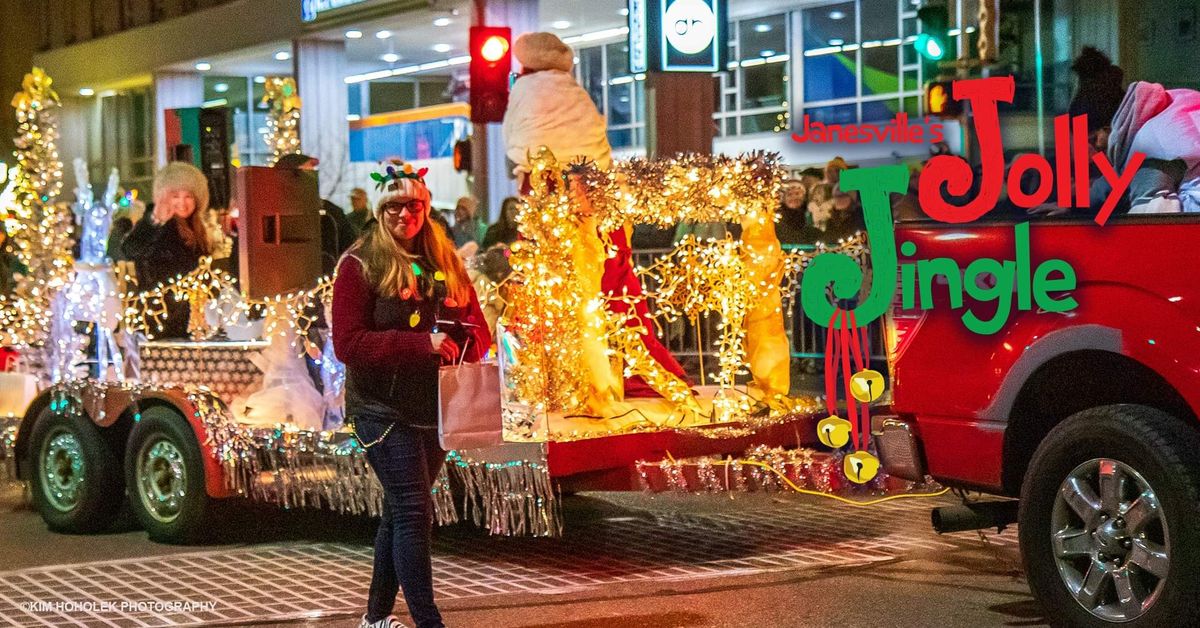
[1019,405,1200,627]
[125,407,211,544]
[28,408,124,533]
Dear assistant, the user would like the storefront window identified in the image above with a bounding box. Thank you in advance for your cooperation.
[714,12,791,137]
[370,81,416,114]
[574,40,646,149]
[800,0,924,124]
[95,88,155,195]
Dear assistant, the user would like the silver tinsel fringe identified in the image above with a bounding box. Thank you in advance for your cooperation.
[445,450,562,537]
[27,381,561,536]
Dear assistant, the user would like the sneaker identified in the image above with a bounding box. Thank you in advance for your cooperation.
[359,614,407,628]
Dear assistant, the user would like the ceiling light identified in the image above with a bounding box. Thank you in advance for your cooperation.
[552,20,571,29]
[829,10,847,19]
[381,53,400,63]
[254,76,266,84]
[760,49,776,57]
[619,8,629,16]
[195,62,212,71]
[275,50,291,61]
[432,43,453,53]
[376,30,392,39]
[345,29,363,39]
[214,82,229,93]
[754,23,772,33]
[829,38,844,46]
[78,88,95,96]
[433,17,452,27]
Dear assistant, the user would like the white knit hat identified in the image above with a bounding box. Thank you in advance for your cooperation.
[372,161,432,217]
[513,32,574,73]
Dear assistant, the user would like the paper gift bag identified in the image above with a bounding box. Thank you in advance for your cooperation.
[438,361,503,450]
[0,372,38,418]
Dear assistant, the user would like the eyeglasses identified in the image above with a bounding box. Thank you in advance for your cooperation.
[381,200,427,216]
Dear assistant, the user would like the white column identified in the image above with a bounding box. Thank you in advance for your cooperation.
[296,37,350,204]
[475,0,539,222]
[153,71,204,168]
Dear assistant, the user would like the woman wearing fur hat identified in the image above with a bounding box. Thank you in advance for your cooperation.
[332,161,490,628]
[503,32,692,399]
[121,161,212,338]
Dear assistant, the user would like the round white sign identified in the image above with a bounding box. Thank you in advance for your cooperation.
[664,0,717,55]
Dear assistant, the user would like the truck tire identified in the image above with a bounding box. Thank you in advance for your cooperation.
[1019,404,1200,627]
[28,408,124,533]
[124,407,211,544]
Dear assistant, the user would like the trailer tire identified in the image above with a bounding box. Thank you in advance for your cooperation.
[28,408,124,533]
[1019,404,1200,627]
[125,407,211,544]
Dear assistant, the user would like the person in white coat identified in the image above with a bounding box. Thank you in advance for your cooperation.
[502,32,612,183]
[501,32,693,401]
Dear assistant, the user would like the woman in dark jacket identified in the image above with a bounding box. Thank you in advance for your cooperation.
[332,162,490,628]
[121,162,212,339]
[480,196,521,249]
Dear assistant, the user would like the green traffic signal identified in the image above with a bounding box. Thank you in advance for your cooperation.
[915,33,946,60]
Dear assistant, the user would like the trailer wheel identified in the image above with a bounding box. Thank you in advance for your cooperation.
[125,407,211,544]
[1019,405,1200,627]
[28,408,124,533]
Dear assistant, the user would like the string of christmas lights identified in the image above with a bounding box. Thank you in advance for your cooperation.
[120,257,333,353]
[491,146,874,437]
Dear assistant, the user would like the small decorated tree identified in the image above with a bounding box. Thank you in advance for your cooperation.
[261,77,301,165]
[0,68,74,346]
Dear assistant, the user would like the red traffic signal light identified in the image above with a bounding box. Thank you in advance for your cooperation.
[925,81,961,117]
[470,26,512,124]
[480,35,509,63]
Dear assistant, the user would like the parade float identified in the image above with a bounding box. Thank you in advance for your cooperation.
[0,69,918,544]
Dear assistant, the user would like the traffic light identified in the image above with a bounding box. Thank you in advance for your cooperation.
[924,81,962,117]
[453,138,471,173]
[469,26,512,124]
[915,4,949,79]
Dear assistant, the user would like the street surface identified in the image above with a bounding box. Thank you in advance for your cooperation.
[0,480,1044,627]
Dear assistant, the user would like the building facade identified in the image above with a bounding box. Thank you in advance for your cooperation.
[12,0,1189,217]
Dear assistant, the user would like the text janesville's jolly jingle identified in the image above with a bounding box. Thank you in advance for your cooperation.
[800,77,1146,335]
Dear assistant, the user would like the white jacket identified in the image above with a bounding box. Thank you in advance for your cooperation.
[502,69,613,174]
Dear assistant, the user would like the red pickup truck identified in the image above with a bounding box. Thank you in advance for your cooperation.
[875,215,1200,627]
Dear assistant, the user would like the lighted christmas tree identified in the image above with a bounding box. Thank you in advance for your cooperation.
[262,77,301,165]
[0,67,74,346]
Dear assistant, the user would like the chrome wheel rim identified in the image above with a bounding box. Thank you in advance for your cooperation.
[135,438,187,524]
[1051,458,1169,622]
[40,430,84,512]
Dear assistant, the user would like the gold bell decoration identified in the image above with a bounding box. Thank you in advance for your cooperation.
[819,308,888,484]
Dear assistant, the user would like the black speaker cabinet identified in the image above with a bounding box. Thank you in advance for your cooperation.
[234,166,322,299]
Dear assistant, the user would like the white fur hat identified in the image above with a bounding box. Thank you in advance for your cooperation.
[154,161,210,213]
[514,32,574,73]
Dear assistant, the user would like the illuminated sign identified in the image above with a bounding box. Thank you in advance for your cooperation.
[629,0,648,73]
[627,0,726,73]
[301,0,369,22]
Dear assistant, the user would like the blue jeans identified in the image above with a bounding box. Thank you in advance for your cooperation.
[353,417,446,628]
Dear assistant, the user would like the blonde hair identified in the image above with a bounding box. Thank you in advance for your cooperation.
[356,211,471,305]
[153,161,212,255]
